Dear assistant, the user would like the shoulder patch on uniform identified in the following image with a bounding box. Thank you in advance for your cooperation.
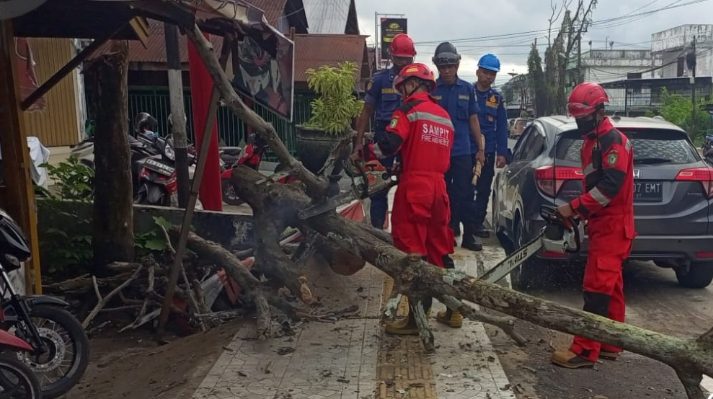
[366,80,373,91]
[389,118,398,128]
[607,151,618,166]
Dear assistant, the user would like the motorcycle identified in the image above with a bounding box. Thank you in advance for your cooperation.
[130,134,180,207]
[221,133,280,206]
[0,208,89,398]
[0,329,41,399]
[71,133,198,208]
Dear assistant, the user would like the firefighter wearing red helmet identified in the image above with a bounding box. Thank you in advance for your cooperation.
[353,33,417,230]
[551,82,635,368]
[370,63,455,335]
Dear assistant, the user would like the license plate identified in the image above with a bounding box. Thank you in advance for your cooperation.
[144,158,174,176]
[634,181,662,202]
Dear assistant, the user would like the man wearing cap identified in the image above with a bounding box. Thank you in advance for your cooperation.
[431,42,485,254]
[352,33,417,230]
[472,53,509,239]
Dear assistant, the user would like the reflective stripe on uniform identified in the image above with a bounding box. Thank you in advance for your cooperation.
[407,112,454,129]
[589,187,610,206]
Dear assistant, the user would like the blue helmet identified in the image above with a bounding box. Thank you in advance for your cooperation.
[478,53,500,72]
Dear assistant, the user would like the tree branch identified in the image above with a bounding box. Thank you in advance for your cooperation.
[182,22,328,198]
[83,265,144,329]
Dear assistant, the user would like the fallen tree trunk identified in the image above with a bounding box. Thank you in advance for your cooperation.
[180,20,713,398]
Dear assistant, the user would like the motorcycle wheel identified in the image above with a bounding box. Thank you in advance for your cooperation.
[13,305,89,398]
[222,182,244,206]
[0,354,42,399]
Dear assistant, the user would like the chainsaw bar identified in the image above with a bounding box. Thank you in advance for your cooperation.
[297,178,396,220]
[297,190,359,220]
[479,230,544,283]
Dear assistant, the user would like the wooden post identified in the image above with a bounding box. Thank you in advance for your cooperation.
[0,21,42,294]
[156,35,233,337]
[164,23,190,207]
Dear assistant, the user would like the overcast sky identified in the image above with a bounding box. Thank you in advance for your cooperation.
[354,0,713,86]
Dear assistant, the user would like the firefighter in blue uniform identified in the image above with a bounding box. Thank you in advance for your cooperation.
[431,42,485,253]
[353,33,417,229]
[472,53,509,238]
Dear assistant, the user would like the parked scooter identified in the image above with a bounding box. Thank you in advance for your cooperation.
[71,113,201,208]
[0,329,41,399]
[220,132,269,205]
[0,207,89,398]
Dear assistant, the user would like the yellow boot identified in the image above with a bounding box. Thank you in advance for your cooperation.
[385,311,419,335]
[436,309,463,328]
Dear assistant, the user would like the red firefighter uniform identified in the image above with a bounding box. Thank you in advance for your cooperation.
[568,116,635,362]
[385,91,455,267]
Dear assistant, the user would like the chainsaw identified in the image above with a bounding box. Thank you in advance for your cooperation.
[478,205,583,283]
[297,158,397,220]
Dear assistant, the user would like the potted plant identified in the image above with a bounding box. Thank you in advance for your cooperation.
[296,62,363,174]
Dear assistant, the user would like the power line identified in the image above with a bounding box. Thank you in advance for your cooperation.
[412,0,710,46]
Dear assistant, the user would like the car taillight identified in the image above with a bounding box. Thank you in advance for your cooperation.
[535,166,583,197]
[675,167,713,198]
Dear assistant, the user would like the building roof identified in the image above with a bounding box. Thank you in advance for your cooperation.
[126,20,223,65]
[244,0,287,27]
[303,0,359,34]
[293,34,367,82]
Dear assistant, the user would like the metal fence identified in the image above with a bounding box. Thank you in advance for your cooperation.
[126,86,315,157]
[600,77,713,116]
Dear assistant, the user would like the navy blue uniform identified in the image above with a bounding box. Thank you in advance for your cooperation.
[364,67,400,229]
[473,87,508,229]
[432,78,480,233]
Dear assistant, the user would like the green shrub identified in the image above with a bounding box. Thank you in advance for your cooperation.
[303,62,363,135]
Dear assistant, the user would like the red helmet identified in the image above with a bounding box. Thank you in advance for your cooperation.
[568,82,609,118]
[390,33,416,58]
[393,63,436,92]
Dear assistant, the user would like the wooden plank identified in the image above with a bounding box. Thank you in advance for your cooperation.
[0,21,42,294]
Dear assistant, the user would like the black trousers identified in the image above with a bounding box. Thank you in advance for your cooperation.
[445,155,477,230]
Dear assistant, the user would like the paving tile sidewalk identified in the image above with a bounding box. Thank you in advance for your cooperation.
[193,262,384,399]
[194,195,516,398]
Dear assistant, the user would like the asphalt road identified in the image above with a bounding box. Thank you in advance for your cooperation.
[480,234,713,399]
[485,142,713,398]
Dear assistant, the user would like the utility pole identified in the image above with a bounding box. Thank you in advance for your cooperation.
[164,23,190,207]
[374,12,379,68]
[577,32,582,84]
[690,35,697,138]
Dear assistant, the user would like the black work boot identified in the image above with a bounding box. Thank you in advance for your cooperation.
[462,224,483,251]
[474,224,490,238]
[462,235,483,251]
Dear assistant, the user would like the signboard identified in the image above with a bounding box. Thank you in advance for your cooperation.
[380,18,407,59]
[232,25,295,121]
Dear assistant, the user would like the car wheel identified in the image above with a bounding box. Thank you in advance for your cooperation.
[510,218,545,291]
[675,262,713,289]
